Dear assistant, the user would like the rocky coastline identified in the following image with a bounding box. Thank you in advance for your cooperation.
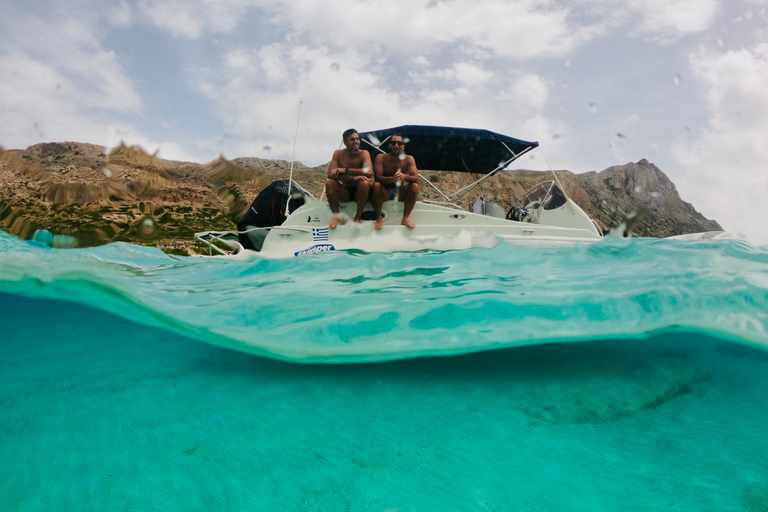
[0,142,721,255]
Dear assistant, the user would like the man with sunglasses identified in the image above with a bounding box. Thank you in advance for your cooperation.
[372,133,419,229]
[326,128,373,229]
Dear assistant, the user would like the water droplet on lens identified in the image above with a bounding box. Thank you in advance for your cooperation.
[32,229,53,246]
[370,254,386,274]
[137,216,157,238]
[650,191,661,198]
[616,133,626,139]
[362,164,371,173]
[398,154,406,160]
[263,145,271,152]
[634,185,642,193]
[330,62,340,71]
[588,102,598,113]
[102,167,113,178]
[367,134,381,145]
[672,73,682,86]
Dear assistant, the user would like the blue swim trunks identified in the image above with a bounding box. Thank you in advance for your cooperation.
[385,185,398,200]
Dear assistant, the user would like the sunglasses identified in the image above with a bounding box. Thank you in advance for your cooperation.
[390,141,405,146]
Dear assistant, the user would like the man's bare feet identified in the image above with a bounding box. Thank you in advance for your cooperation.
[401,217,415,229]
[375,218,384,230]
[354,217,362,224]
[329,215,339,229]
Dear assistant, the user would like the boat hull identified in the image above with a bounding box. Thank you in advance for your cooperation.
[249,199,603,258]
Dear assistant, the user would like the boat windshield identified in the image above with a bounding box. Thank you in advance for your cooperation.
[521,181,567,211]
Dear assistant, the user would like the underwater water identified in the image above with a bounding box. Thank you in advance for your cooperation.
[1,230,768,511]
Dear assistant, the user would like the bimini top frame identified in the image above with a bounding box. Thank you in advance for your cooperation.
[358,125,539,205]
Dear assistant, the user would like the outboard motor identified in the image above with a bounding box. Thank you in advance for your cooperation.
[237,179,313,251]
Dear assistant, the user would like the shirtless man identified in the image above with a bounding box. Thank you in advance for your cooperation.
[371,133,419,229]
[326,128,373,228]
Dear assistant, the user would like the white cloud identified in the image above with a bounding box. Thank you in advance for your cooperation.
[224,49,252,71]
[105,0,722,54]
[512,115,576,169]
[108,0,134,27]
[137,0,252,37]
[0,48,141,149]
[585,0,720,44]
[0,56,184,162]
[71,52,142,112]
[257,45,290,83]
[673,44,768,245]
[408,61,495,88]
[408,68,457,86]
[606,113,640,162]
[0,13,141,113]
[259,0,601,59]
[453,62,495,87]
[0,8,144,152]
[198,43,402,163]
[504,74,550,110]
[199,36,554,166]
[105,123,205,163]
[631,0,720,42]
[138,1,204,37]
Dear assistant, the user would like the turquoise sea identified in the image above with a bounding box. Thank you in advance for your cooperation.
[1,229,768,511]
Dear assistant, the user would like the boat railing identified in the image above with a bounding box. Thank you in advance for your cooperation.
[420,199,465,209]
[194,226,313,256]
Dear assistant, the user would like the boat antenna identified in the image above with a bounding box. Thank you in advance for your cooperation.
[538,145,567,196]
[285,101,303,215]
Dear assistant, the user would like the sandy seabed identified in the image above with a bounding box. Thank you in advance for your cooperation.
[1,293,767,512]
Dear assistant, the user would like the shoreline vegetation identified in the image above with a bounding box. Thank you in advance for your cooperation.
[0,142,721,255]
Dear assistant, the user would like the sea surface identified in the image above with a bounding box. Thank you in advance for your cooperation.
[1,229,768,511]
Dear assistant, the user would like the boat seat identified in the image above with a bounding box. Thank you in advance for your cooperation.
[470,196,505,219]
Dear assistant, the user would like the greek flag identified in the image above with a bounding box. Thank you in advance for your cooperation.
[312,228,329,241]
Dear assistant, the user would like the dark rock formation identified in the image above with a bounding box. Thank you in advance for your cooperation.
[574,159,721,237]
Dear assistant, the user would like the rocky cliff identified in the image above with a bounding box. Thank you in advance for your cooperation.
[0,142,721,254]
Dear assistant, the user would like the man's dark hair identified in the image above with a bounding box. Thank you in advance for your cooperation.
[390,133,403,142]
[342,128,358,141]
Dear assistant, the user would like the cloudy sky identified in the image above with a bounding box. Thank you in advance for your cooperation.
[1,0,767,244]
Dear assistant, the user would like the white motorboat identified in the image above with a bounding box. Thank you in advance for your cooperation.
[195,125,604,258]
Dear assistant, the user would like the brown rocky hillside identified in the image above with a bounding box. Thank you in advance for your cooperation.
[0,142,720,255]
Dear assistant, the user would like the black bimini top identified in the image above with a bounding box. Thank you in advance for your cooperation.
[358,125,538,174]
